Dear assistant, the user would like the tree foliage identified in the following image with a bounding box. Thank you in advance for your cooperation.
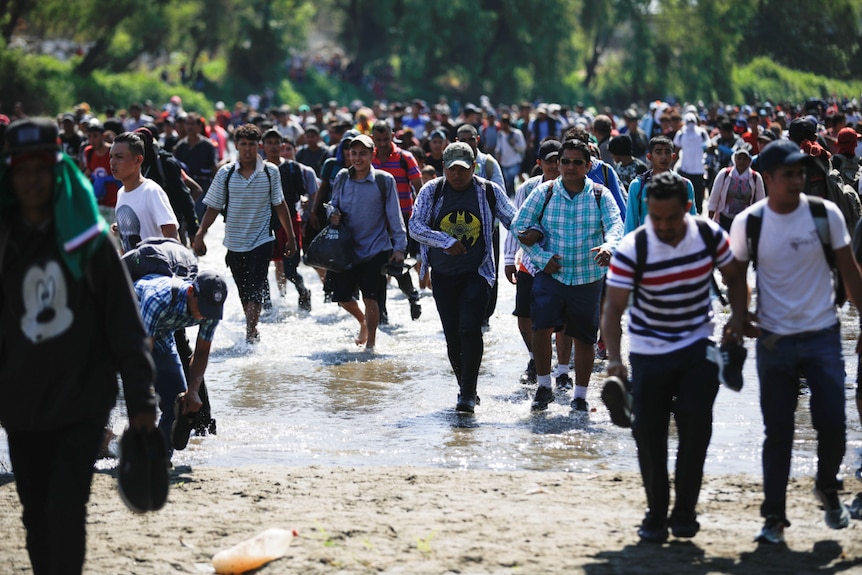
[3,0,862,111]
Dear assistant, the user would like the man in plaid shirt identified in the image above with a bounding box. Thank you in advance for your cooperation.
[511,138,623,412]
[135,271,226,454]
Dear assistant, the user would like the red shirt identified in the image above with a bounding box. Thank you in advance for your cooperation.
[371,145,421,217]
[84,145,120,208]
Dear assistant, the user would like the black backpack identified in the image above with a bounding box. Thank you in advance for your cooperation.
[746,195,846,307]
[222,162,280,233]
[121,237,198,282]
[278,160,307,218]
[804,154,861,236]
[631,217,726,306]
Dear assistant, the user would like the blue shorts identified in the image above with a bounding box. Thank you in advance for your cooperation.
[531,273,602,344]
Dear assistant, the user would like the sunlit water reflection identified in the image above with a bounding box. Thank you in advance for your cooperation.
[1,221,860,479]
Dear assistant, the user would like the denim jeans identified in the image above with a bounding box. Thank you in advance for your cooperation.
[756,324,846,520]
[432,271,490,399]
[153,341,188,454]
[7,416,107,575]
[630,339,719,523]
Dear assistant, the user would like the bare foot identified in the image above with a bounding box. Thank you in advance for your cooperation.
[355,321,368,346]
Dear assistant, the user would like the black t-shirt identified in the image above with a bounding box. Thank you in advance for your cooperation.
[60,132,84,159]
[296,146,330,177]
[174,139,216,191]
[427,182,485,276]
[426,154,444,176]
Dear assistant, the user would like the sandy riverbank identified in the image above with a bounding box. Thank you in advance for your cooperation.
[2,465,862,574]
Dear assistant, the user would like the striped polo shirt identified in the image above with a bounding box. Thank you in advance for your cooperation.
[372,145,421,217]
[606,215,733,355]
[203,156,285,252]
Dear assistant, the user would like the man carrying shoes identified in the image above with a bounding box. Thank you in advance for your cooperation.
[602,171,748,543]
[134,270,227,454]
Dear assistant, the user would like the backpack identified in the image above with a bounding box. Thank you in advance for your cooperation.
[121,237,198,282]
[804,155,861,235]
[832,154,860,189]
[431,176,498,215]
[277,160,307,217]
[746,195,846,307]
[631,217,727,306]
[222,162,278,233]
[536,180,602,224]
[155,149,198,234]
[634,170,654,205]
[331,167,399,233]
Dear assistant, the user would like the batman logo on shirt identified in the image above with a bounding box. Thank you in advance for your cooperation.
[440,210,482,249]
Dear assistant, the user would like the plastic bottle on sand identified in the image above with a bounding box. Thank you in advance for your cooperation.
[211,528,296,574]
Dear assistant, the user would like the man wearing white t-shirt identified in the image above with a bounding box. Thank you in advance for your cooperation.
[110,131,178,252]
[673,114,709,214]
[729,139,862,544]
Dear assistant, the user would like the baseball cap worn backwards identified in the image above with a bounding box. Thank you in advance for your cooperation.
[193,270,228,320]
[537,139,562,161]
[443,142,475,170]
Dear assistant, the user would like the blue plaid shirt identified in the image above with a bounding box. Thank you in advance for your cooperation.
[135,275,219,354]
[511,177,623,286]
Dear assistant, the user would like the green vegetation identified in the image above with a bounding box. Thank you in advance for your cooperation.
[3,0,862,115]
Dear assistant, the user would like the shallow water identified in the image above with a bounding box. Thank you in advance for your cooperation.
[2,221,861,479]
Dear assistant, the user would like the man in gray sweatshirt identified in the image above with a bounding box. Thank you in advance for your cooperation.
[328,134,407,350]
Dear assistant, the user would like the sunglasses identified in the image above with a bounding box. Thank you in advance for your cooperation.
[559,158,588,166]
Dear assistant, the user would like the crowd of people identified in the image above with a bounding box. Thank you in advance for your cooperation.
[3,91,862,572]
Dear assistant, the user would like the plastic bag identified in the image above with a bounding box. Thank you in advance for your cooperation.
[303,223,354,272]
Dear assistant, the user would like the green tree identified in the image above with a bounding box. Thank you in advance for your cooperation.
[740,0,862,80]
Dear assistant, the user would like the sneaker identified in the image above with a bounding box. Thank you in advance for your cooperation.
[601,376,633,428]
[456,394,476,413]
[637,514,668,543]
[409,297,422,321]
[171,394,195,451]
[813,486,850,529]
[519,359,537,385]
[754,515,788,544]
[571,397,589,412]
[531,386,554,411]
[555,373,574,391]
[118,426,169,513]
[720,342,747,391]
[298,288,312,312]
[595,339,608,360]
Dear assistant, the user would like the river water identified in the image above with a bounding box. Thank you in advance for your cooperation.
[2,221,861,478]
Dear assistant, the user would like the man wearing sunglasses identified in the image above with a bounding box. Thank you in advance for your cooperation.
[511,139,624,412]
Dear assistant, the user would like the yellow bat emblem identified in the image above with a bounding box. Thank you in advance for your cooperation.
[440,210,482,249]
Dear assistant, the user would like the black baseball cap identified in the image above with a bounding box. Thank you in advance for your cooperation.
[4,118,60,156]
[537,139,562,161]
[193,270,228,320]
[758,140,807,172]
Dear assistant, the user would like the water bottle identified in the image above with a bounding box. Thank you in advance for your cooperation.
[211,528,296,574]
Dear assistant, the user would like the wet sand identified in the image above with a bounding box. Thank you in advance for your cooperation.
[1,465,861,574]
